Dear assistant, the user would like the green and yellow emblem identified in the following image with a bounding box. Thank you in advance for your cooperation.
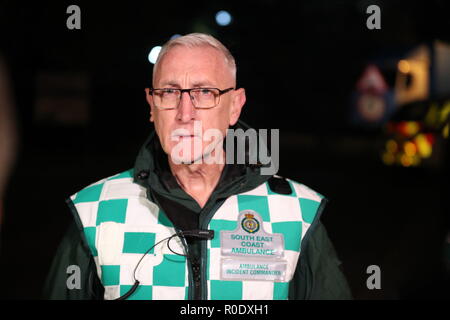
[241,213,260,234]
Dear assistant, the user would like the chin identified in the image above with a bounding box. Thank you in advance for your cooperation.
[169,154,204,165]
[168,146,204,165]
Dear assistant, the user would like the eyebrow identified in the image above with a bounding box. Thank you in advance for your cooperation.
[191,81,216,87]
[157,81,180,88]
[157,80,217,88]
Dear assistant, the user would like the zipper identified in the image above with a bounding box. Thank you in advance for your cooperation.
[198,198,227,300]
[177,230,196,300]
[191,256,202,300]
[184,198,226,300]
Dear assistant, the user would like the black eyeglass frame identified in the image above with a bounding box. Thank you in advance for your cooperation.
[148,87,235,109]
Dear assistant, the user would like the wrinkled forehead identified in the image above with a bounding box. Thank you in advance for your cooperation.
[153,46,234,87]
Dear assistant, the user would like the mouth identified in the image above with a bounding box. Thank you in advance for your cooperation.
[172,134,200,140]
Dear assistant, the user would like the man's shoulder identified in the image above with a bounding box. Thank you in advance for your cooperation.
[267,175,325,202]
[69,168,138,204]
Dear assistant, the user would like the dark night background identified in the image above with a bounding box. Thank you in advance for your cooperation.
[0,0,449,299]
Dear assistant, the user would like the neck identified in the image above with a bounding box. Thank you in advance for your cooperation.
[168,154,225,208]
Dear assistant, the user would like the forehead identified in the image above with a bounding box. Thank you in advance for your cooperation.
[154,46,231,86]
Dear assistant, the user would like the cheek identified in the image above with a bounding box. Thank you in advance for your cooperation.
[153,114,174,153]
[219,109,233,130]
[208,107,231,129]
[201,117,229,145]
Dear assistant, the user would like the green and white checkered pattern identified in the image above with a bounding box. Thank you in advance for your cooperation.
[70,169,324,300]
[70,169,189,300]
[206,178,324,300]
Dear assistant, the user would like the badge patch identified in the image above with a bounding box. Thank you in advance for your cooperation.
[241,213,260,234]
[221,258,287,282]
[220,210,287,282]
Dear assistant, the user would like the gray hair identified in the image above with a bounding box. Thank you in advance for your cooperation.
[152,33,237,84]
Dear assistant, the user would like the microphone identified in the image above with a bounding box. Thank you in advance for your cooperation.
[181,229,214,240]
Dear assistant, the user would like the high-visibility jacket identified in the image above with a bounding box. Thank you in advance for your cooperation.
[69,169,326,300]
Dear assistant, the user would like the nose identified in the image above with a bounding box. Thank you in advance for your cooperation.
[176,91,196,123]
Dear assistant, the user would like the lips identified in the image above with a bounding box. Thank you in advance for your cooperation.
[171,133,202,142]
[175,134,197,138]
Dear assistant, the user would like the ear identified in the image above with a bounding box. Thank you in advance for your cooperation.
[229,88,246,126]
[144,88,155,122]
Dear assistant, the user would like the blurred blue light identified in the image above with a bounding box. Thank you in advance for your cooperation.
[215,10,232,26]
[148,46,162,64]
[170,34,182,40]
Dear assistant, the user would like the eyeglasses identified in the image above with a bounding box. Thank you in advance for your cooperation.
[149,87,234,110]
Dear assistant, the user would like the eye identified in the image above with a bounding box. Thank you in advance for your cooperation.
[198,88,214,96]
[163,88,176,94]
[161,88,178,97]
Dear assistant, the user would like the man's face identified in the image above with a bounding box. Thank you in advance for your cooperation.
[146,45,245,164]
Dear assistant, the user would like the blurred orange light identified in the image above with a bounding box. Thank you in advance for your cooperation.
[400,154,412,167]
[386,140,398,153]
[398,60,411,73]
[404,141,417,157]
[404,122,419,136]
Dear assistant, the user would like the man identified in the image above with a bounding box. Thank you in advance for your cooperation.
[44,33,352,300]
